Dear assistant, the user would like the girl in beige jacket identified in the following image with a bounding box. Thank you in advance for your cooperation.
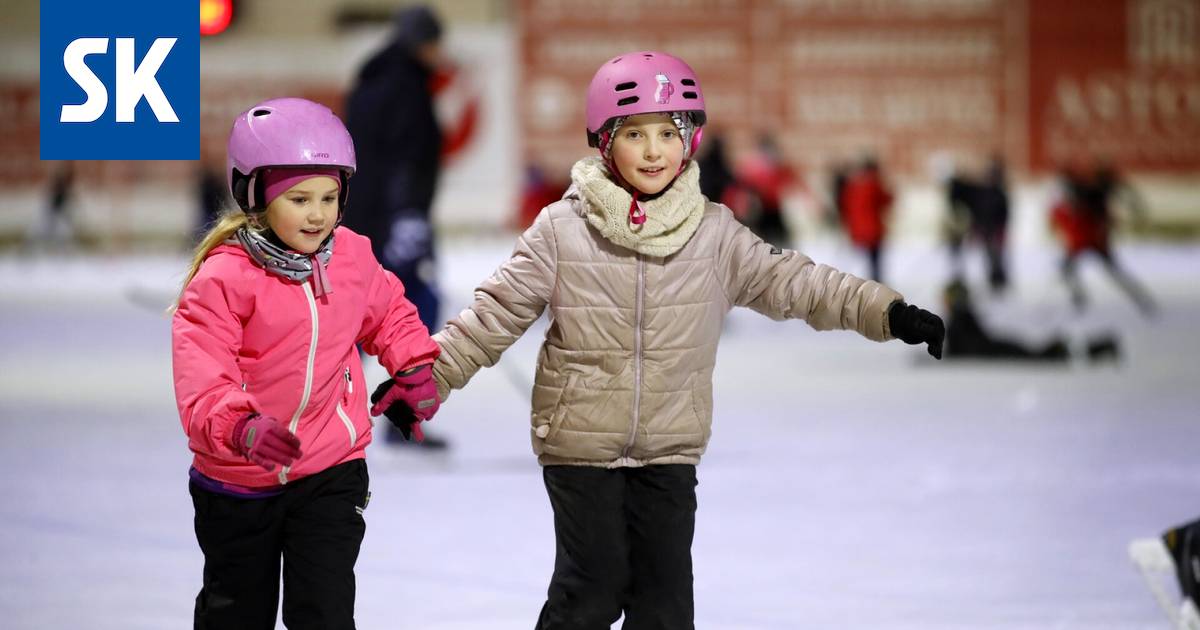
[419,51,943,629]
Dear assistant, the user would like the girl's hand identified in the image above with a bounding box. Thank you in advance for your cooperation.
[369,365,440,442]
[888,301,945,359]
[232,413,303,471]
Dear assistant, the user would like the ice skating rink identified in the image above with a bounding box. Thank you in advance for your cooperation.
[2,234,1198,629]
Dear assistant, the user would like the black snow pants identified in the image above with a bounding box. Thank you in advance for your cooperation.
[535,464,698,630]
[191,459,369,630]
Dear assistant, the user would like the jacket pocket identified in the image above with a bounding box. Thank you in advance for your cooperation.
[336,402,357,447]
[689,379,712,441]
[534,374,575,445]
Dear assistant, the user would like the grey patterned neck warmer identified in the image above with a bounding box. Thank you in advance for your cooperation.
[234,227,335,296]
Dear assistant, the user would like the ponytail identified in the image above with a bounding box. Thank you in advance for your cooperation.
[171,208,253,311]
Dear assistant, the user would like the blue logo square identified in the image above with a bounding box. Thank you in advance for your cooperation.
[40,0,199,160]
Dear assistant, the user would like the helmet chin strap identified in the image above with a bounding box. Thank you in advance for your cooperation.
[612,163,688,227]
[630,190,647,225]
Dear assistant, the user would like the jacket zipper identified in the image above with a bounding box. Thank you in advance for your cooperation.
[279,282,320,485]
[337,367,356,446]
[623,255,645,458]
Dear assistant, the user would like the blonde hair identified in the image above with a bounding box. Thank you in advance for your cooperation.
[171,208,264,311]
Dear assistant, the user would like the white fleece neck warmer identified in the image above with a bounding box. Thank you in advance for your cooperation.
[570,156,705,257]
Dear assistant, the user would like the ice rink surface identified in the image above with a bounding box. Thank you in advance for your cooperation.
[1,234,1198,629]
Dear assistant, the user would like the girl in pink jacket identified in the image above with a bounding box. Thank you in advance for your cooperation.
[172,97,440,629]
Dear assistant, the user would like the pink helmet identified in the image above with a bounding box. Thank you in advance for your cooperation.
[585,51,706,153]
[227,97,356,211]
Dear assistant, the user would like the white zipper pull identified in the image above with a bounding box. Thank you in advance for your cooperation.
[344,367,353,394]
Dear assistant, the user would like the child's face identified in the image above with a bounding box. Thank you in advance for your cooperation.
[610,113,684,195]
[264,176,340,253]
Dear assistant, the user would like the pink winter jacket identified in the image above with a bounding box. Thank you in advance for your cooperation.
[173,226,438,487]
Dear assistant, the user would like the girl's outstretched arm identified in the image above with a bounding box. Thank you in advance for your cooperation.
[716,208,902,341]
[432,207,559,399]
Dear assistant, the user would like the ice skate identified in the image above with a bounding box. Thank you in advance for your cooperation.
[1130,525,1200,630]
[1181,598,1200,630]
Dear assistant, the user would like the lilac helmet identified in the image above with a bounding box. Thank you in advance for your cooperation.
[585,51,707,156]
[226,97,356,212]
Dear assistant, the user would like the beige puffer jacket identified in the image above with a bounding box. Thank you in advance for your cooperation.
[433,157,903,468]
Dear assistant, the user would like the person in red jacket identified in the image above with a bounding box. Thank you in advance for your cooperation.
[515,162,569,231]
[1050,163,1156,315]
[735,132,799,247]
[172,98,441,629]
[841,157,893,281]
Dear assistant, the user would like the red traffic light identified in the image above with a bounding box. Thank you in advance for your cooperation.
[200,0,233,36]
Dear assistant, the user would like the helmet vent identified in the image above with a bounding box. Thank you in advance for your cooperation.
[681,78,696,86]
[617,96,639,106]
[615,81,638,91]
[682,91,698,99]
[252,109,271,117]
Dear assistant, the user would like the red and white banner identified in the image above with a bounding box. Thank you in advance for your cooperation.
[1028,0,1200,172]
[517,0,1200,176]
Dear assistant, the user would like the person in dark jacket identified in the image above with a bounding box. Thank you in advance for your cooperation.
[943,280,1068,361]
[942,280,1119,363]
[946,156,1011,292]
[344,5,444,332]
[696,131,734,207]
[26,161,78,254]
[194,164,225,245]
[972,157,1011,291]
[343,5,449,449]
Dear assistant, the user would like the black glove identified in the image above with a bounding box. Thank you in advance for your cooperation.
[888,301,945,359]
[370,378,421,441]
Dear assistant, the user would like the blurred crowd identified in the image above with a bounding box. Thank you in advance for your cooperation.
[24,4,1163,375]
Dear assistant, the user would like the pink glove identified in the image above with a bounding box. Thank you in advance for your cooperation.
[232,413,303,472]
[369,365,440,442]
